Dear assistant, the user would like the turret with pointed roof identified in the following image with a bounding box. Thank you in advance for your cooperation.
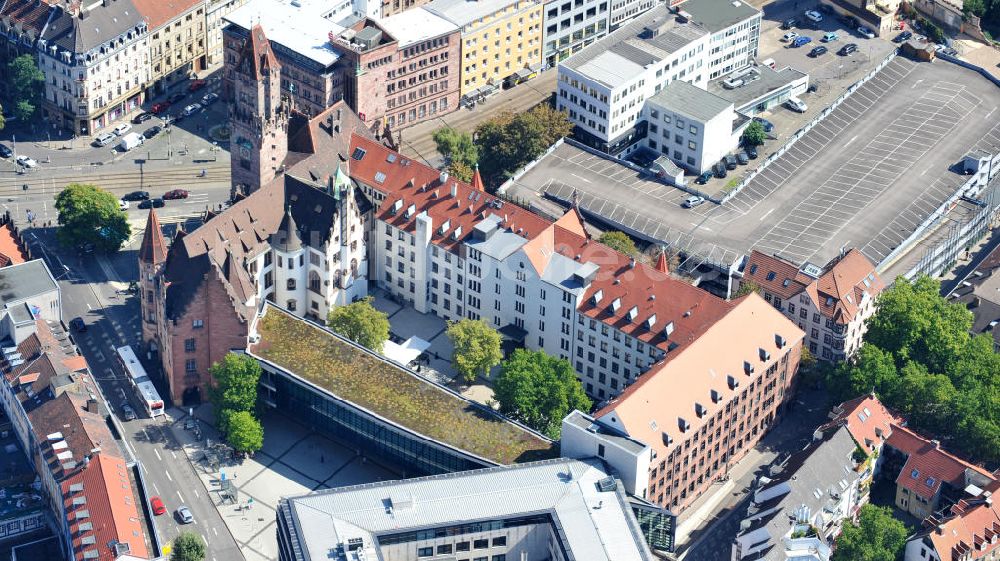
[655,249,669,274]
[139,208,168,264]
[471,165,485,193]
[271,207,303,252]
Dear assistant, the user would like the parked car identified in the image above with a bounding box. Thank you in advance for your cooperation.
[163,189,189,200]
[168,92,186,104]
[122,190,150,201]
[785,97,808,113]
[113,123,132,136]
[713,163,728,178]
[176,506,194,524]
[150,496,166,516]
[682,195,706,208]
[736,151,749,165]
[132,112,153,124]
[804,10,823,22]
[119,200,130,211]
[16,155,36,168]
[696,171,713,185]
[821,32,838,42]
[138,198,164,209]
[782,31,799,42]
[838,43,859,56]
[92,132,116,147]
[182,103,202,116]
[808,46,828,57]
[893,31,913,43]
[0,143,13,158]
[857,26,875,39]
[188,79,207,92]
[746,145,758,159]
[143,125,162,139]
[70,317,87,332]
[759,58,776,69]
[118,132,144,152]
[201,92,219,105]
[724,155,738,170]
[120,404,137,422]
[781,18,797,29]
[752,116,774,133]
[792,36,813,48]
[151,102,171,114]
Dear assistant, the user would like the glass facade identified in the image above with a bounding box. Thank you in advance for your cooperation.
[378,515,552,545]
[631,502,676,553]
[261,367,491,476]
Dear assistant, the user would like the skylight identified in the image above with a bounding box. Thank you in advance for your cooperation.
[374,171,386,184]
[766,271,776,281]
[351,147,366,160]
[926,477,936,487]
[910,469,920,479]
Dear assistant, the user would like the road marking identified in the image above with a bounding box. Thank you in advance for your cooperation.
[177,490,184,501]
[165,470,172,482]
[569,173,591,184]
[154,449,162,461]
[759,208,775,221]
[194,489,199,498]
[985,107,997,121]
[843,134,858,148]
[171,451,177,459]
[212,527,218,537]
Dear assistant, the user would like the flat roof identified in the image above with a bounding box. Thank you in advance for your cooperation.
[0,260,57,309]
[378,7,458,47]
[708,65,807,111]
[424,0,527,28]
[250,305,556,465]
[281,458,656,561]
[226,0,346,66]
[648,79,732,122]
[678,0,760,32]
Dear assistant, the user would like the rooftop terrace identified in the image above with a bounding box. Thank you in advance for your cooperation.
[251,306,557,465]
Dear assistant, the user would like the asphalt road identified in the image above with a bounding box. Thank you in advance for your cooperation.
[26,210,241,561]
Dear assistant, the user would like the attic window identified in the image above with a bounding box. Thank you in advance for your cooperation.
[374,172,387,184]
[857,412,868,423]
[782,279,790,287]
[766,271,776,281]
[862,407,871,417]
[351,147,366,160]
[910,469,920,479]
[926,477,936,487]
[826,296,834,306]
[749,264,758,274]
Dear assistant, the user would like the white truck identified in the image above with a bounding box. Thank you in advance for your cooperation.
[118,132,144,152]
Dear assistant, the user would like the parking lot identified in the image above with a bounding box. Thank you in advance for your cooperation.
[505,56,1000,277]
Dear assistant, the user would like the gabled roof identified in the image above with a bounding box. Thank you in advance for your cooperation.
[138,208,168,264]
[922,481,1000,561]
[130,0,201,30]
[823,393,902,454]
[41,0,145,54]
[63,454,149,561]
[813,249,884,325]
[743,250,811,300]
[887,424,994,500]
[284,101,375,183]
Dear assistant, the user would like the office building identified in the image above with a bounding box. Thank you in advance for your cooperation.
[679,0,760,80]
[133,0,207,95]
[276,458,664,561]
[541,0,610,66]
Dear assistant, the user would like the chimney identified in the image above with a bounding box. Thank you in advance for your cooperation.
[439,171,449,185]
[86,398,100,414]
[450,183,457,198]
[629,257,636,269]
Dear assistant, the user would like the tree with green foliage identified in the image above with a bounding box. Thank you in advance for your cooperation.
[0,104,5,131]
[171,532,207,561]
[598,231,638,257]
[742,120,767,147]
[54,183,130,252]
[831,504,908,561]
[493,349,591,439]
[475,105,573,188]
[433,127,478,182]
[732,279,762,299]
[225,410,264,454]
[327,297,390,353]
[447,319,503,383]
[207,353,261,433]
[964,0,985,16]
[6,55,43,121]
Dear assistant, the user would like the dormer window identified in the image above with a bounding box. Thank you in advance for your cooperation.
[592,289,603,305]
[759,348,770,361]
[451,226,463,240]
[439,219,450,234]
[678,417,690,432]
[711,389,721,403]
[645,314,656,329]
[404,204,416,219]
[694,403,706,418]
[626,306,638,322]
[390,199,403,215]
[743,361,754,375]
[727,374,739,389]
[775,334,786,348]
[609,297,621,313]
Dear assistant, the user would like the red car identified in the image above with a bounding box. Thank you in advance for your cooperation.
[163,189,189,200]
[188,79,207,92]
[151,102,171,114]
[150,496,166,516]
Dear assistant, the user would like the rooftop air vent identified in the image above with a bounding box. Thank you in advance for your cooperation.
[439,171,449,185]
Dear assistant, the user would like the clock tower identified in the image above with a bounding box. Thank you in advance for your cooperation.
[230,24,289,194]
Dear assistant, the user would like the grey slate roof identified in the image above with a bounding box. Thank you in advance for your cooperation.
[40,1,145,55]
[679,0,760,33]
[708,65,807,111]
[648,79,733,122]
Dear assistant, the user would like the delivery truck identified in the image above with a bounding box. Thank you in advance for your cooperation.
[118,132,144,152]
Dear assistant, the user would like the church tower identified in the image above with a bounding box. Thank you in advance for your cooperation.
[230,24,289,194]
[138,208,168,350]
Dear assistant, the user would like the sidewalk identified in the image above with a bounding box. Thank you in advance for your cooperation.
[168,405,398,561]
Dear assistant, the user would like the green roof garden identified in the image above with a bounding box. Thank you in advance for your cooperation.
[251,306,557,465]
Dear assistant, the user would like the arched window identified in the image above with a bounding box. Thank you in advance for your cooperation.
[309,271,321,294]
[287,279,296,290]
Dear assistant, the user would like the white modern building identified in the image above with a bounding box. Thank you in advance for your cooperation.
[556,0,759,157]
[206,0,250,67]
[542,0,612,66]
[610,0,654,30]
[642,79,746,174]
[276,458,665,561]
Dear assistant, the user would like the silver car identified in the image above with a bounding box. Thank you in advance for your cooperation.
[176,506,194,524]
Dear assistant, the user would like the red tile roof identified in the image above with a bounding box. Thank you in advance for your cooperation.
[925,481,1000,561]
[238,24,280,80]
[888,424,994,500]
[63,454,149,561]
[138,209,168,264]
[131,0,201,30]
[824,393,902,454]
[744,250,811,300]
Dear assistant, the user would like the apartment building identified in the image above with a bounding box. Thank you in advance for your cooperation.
[277,458,662,561]
[206,0,248,67]
[610,0,654,30]
[556,1,759,156]
[642,79,745,174]
[949,241,1000,352]
[741,249,885,362]
[680,0,760,80]
[731,426,860,561]
[904,480,1000,561]
[541,0,610,66]
[133,0,206,95]
[425,0,543,97]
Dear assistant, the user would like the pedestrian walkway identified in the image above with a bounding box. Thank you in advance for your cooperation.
[168,405,398,561]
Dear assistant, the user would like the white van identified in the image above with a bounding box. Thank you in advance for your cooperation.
[118,132,145,152]
[785,97,808,113]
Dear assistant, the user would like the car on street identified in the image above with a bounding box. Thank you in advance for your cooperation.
[119,200,130,211]
[168,92,186,104]
[113,123,132,136]
[138,198,164,209]
[804,10,823,22]
[16,155,36,168]
[781,18,797,29]
[163,189,189,200]
[132,112,153,124]
[120,404,137,422]
[746,145,758,159]
[151,102,171,114]
[696,171,713,185]
[183,103,202,117]
[782,31,798,42]
[70,317,87,332]
[785,97,808,113]
[857,26,875,39]
[792,36,812,47]
[736,151,749,165]
[150,496,166,516]
[123,190,150,201]
[201,92,219,105]
[821,32,838,42]
[188,79,207,92]
[92,132,116,147]
[808,45,828,57]
[0,143,11,158]
[682,195,706,208]
[176,506,194,524]
[894,30,913,43]
[143,125,162,139]
[838,43,859,56]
